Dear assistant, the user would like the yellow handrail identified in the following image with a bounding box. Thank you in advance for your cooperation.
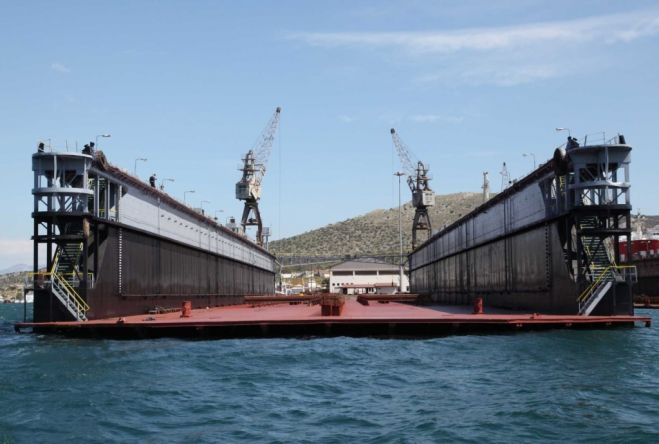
[53,272,90,312]
[28,272,90,313]
[577,265,638,303]
[50,249,61,273]
[578,266,612,303]
[30,271,94,282]
[59,272,95,281]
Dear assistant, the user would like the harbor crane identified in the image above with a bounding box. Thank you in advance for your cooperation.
[390,128,435,249]
[235,107,281,247]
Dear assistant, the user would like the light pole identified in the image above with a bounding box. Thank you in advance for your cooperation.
[184,190,195,204]
[200,200,210,215]
[522,152,536,170]
[134,157,147,175]
[555,127,571,137]
[394,171,405,293]
[160,178,175,191]
[214,209,224,222]
[95,134,111,147]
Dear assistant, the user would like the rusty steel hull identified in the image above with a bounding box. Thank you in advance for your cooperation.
[34,221,275,322]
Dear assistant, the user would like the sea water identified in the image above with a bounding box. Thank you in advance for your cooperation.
[1,304,658,443]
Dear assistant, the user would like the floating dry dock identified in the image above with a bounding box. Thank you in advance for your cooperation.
[15,298,651,339]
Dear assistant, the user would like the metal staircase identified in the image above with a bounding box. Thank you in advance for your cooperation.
[57,243,83,286]
[579,216,610,269]
[576,216,637,315]
[577,216,615,315]
[577,268,615,316]
[50,269,90,321]
[49,245,90,321]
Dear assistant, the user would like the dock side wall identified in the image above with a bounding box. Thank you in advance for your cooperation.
[410,221,581,314]
[87,223,274,319]
[409,169,582,314]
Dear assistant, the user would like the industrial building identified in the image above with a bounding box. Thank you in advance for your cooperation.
[329,259,409,295]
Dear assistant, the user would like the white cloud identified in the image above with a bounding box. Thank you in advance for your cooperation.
[0,238,36,270]
[289,9,659,54]
[0,239,32,255]
[338,114,356,123]
[417,61,563,87]
[288,9,659,86]
[51,62,71,73]
[409,114,464,124]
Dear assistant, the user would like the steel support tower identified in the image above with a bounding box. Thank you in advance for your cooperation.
[32,148,94,321]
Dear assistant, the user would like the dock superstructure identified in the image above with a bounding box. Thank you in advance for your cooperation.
[409,135,636,315]
[31,147,275,322]
[20,132,652,338]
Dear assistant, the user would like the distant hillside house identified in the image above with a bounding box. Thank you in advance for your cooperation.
[329,259,409,295]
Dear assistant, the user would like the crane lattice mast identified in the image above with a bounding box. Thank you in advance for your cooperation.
[235,107,281,247]
[390,128,435,249]
[499,162,510,191]
[482,171,490,203]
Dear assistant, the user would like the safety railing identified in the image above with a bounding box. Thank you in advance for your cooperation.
[558,175,566,193]
[98,208,118,221]
[28,272,91,319]
[29,271,94,288]
[59,272,95,288]
[52,272,90,312]
[578,265,637,304]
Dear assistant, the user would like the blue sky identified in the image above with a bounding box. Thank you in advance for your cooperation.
[1,0,659,268]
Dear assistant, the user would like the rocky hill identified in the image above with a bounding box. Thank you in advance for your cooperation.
[639,216,659,232]
[270,193,659,258]
[0,271,29,301]
[270,192,486,257]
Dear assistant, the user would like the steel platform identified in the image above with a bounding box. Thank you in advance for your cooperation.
[14,299,652,339]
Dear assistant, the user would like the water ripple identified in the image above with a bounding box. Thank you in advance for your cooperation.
[0,305,658,443]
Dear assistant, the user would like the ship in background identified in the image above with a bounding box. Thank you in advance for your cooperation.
[621,215,659,303]
[409,134,637,316]
[30,146,276,322]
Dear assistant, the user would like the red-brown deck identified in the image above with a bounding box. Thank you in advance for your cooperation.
[15,299,652,339]
[16,300,651,338]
